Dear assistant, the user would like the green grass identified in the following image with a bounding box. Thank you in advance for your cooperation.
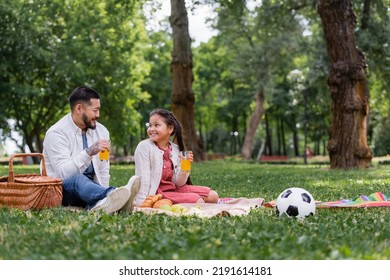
[1,160,389,260]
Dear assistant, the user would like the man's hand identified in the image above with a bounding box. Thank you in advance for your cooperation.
[86,140,110,156]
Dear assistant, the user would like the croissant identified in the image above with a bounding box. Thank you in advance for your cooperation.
[152,194,163,203]
[139,194,163,208]
[153,199,173,209]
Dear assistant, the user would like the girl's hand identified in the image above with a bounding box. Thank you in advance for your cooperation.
[179,151,193,161]
[187,151,194,162]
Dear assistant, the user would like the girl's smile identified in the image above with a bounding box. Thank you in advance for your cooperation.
[147,114,174,147]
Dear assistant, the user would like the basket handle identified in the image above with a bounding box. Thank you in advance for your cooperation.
[8,153,47,182]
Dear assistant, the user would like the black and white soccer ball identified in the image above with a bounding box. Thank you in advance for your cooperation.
[276,187,316,218]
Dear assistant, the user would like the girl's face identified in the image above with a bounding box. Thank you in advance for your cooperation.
[147,114,174,146]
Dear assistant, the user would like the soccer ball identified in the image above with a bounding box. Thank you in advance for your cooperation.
[276,187,316,218]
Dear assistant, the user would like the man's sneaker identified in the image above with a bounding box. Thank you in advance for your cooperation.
[90,187,130,214]
[120,175,141,213]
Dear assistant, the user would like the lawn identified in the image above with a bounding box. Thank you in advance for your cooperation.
[0,160,389,260]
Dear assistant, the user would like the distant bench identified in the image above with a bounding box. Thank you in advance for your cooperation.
[260,155,288,162]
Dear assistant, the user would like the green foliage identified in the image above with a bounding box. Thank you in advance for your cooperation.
[138,30,173,137]
[0,0,149,152]
[192,1,333,156]
[193,0,388,158]
[372,115,390,156]
[193,38,251,153]
[1,0,389,159]
[1,162,390,259]
[354,0,390,143]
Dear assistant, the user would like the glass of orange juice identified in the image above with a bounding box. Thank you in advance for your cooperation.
[180,151,191,173]
[99,149,109,161]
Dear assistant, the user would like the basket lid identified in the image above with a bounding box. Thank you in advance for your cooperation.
[14,175,62,184]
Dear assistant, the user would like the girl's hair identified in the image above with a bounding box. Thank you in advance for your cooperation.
[149,108,193,185]
[149,109,186,151]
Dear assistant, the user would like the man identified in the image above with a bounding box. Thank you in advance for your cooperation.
[43,86,140,214]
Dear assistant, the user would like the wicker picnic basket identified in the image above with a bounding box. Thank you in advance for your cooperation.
[0,153,62,210]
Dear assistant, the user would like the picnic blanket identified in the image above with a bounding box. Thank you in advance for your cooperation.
[134,197,264,218]
[316,192,390,208]
[264,192,390,209]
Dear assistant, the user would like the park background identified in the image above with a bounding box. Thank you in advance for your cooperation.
[0,0,390,262]
[0,0,389,168]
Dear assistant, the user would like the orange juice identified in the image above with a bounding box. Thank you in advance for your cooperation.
[99,149,109,161]
[181,159,191,173]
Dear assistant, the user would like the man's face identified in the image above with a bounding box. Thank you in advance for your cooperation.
[81,98,101,130]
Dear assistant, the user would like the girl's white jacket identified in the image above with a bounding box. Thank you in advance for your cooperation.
[134,139,189,206]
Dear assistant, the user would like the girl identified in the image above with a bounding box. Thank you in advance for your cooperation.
[134,108,219,205]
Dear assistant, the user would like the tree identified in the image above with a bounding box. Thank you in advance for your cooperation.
[0,0,149,155]
[213,0,305,160]
[170,0,204,160]
[372,116,390,156]
[318,0,372,168]
[139,30,173,140]
[193,39,230,154]
[355,0,390,149]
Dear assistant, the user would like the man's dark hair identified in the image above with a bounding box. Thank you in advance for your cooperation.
[69,86,100,111]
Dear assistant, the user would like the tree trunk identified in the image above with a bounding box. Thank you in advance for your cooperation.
[277,119,282,155]
[361,0,371,29]
[315,140,320,156]
[264,112,272,156]
[281,119,286,155]
[293,128,299,157]
[318,0,372,168]
[256,138,266,161]
[169,0,204,161]
[231,112,239,155]
[241,91,265,160]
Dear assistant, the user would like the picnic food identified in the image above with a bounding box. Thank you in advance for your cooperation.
[139,194,163,207]
[159,205,172,211]
[153,198,173,209]
[171,204,188,214]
